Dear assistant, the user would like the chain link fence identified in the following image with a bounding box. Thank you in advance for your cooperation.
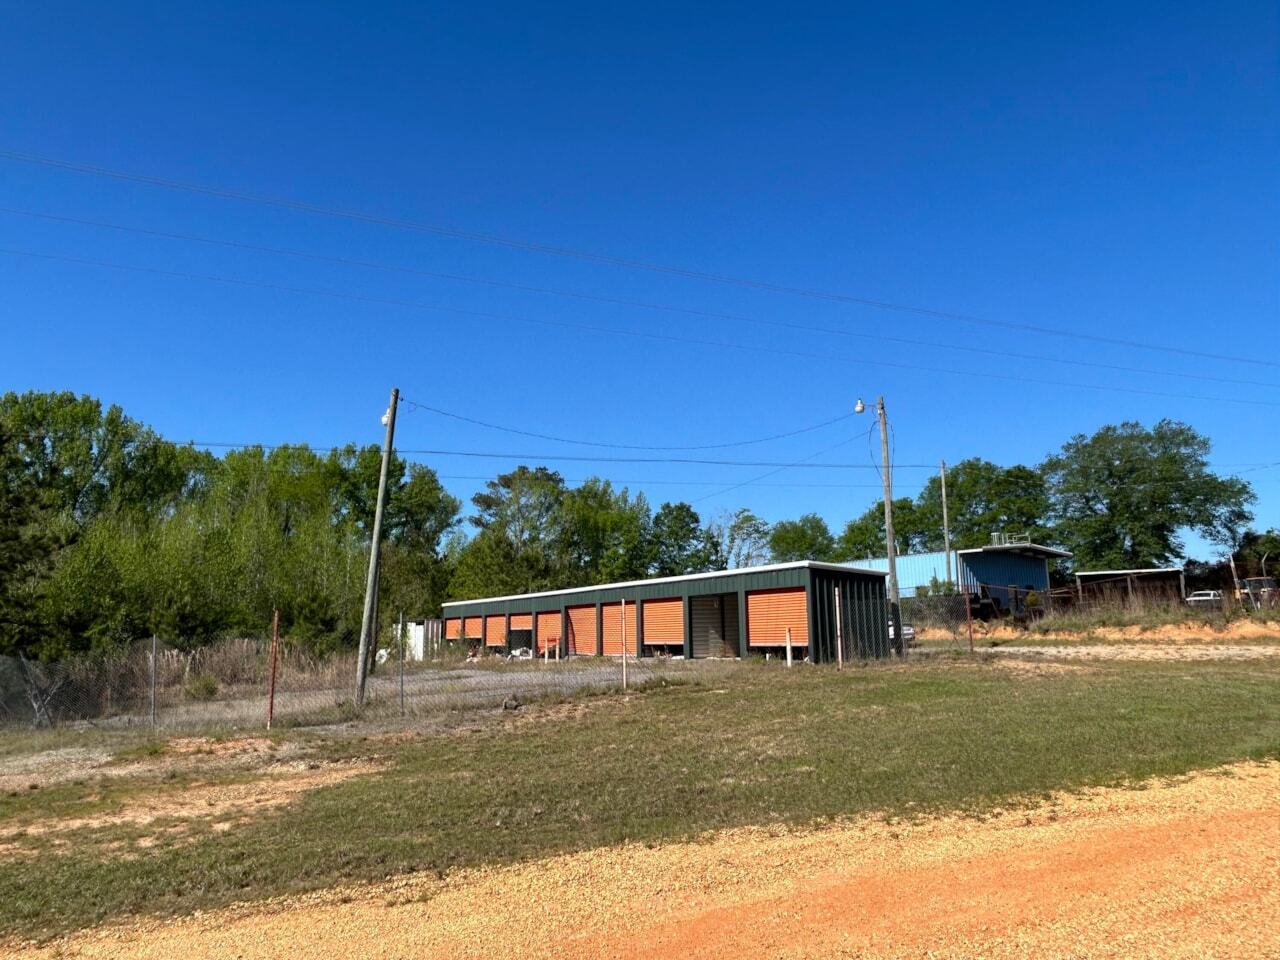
[0,635,710,732]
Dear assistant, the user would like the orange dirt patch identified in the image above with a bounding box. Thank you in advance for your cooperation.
[0,761,381,850]
[923,619,1280,645]
[18,761,1280,960]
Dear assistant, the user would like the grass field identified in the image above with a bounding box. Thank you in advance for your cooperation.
[2,655,1279,942]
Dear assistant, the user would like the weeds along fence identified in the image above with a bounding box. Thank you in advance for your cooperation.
[902,580,1279,641]
[0,637,711,732]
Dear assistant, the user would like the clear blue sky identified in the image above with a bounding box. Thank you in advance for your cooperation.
[2,2,1277,558]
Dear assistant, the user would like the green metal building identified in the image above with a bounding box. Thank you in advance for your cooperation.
[442,561,889,664]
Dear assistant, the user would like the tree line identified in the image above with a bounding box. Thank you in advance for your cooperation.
[1,391,1269,659]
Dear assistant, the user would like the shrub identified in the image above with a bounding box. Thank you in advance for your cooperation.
[184,671,219,701]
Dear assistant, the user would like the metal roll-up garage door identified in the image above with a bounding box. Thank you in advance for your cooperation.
[746,587,809,648]
[484,614,506,648]
[444,617,461,640]
[642,597,683,647]
[690,595,729,658]
[463,616,482,640]
[536,610,561,654]
[600,601,637,656]
[566,604,597,655]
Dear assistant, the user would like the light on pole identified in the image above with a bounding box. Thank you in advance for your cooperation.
[857,396,904,657]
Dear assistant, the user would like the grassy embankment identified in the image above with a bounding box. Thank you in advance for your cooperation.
[1,655,1278,940]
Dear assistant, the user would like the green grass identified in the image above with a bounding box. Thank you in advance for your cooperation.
[3,656,1279,940]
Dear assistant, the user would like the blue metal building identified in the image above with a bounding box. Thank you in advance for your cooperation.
[851,539,1070,610]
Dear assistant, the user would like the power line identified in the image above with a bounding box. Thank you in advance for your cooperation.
[690,435,861,505]
[7,245,1280,410]
[6,205,1278,393]
[4,148,1278,371]
[399,396,857,451]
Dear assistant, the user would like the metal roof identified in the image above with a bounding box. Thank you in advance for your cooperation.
[442,560,886,608]
[957,543,1073,559]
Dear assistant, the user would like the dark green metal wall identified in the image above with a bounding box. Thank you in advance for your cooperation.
[443,564,889,662]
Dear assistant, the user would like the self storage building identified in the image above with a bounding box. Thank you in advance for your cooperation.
[442,561,890,663]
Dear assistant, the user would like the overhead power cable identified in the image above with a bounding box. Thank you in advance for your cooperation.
[399,396,856,451]
[3,148,1278,370]
[5,206,1278,392]
[6,246,1280,410]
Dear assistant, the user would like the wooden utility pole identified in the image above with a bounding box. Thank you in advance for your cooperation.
[876,397,903,658]
[940,460,952,588]
[356,388,399,707]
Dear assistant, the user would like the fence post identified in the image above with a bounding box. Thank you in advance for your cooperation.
[398,611,405,718]
[150,634,157,729]
[785,626,793,668]
[620,598,628,692]
[834,587,844,670]
[267,610,280,730]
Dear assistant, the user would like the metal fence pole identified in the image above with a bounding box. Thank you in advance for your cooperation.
[150,634,157,728]
[834,587,844,670]
[398,611,405,718]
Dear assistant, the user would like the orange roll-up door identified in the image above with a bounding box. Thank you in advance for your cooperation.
[642,597,684,646]
[747,587,809,647]
[463,616,482,639]
[509,613,532,631]
[484,614,506,648]
[445,617,461,639]
[536,610,561,654]
[567,604,597,655]
[600,601,637,656]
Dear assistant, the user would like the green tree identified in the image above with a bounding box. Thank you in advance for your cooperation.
[650,502,720,576]
[769,513,837,562]
[913,459,1049,549]
[556,479,652,585]
[835,498,920,560]
[708,508,771,569]
[467,466,568,593]
[1041,420,1254,569]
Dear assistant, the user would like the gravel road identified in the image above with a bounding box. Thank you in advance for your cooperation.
[22,760,1279,959]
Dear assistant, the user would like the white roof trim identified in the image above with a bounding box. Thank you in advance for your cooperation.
[1075,567,1184,577]
[442,560,885,608]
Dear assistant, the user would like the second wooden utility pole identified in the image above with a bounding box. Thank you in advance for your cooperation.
[355,387,399,708]
[941,459,952,588]
[876,397,903,658]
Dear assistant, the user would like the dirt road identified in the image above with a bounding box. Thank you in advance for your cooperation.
[17,761,1280,959]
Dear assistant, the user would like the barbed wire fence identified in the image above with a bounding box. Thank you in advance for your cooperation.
[0,618,715,732]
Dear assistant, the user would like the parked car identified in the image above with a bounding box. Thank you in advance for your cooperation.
[887,620,917,645]
[1185,590,1223,608]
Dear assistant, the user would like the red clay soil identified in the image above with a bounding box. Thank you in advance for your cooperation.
[16,762,1280,959]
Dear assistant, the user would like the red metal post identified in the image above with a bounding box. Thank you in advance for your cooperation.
[267,609,280,730]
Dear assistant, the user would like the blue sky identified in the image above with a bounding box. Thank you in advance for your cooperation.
[2,2,1277,558]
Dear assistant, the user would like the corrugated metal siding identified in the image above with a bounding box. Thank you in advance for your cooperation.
[535,610,560,654]
[642,597,683,645]
[747,588,809,647]
[600,601,637,656]
[445,617,461,639]
[484,614,506,648]
[690,595,724,658]
[853,552,956,594]
[808,569,889,660]
[959,553,1049,592]
[463,616,482,639]
[566,604,597,655]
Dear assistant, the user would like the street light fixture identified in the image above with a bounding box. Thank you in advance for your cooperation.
[856,397,904,657]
